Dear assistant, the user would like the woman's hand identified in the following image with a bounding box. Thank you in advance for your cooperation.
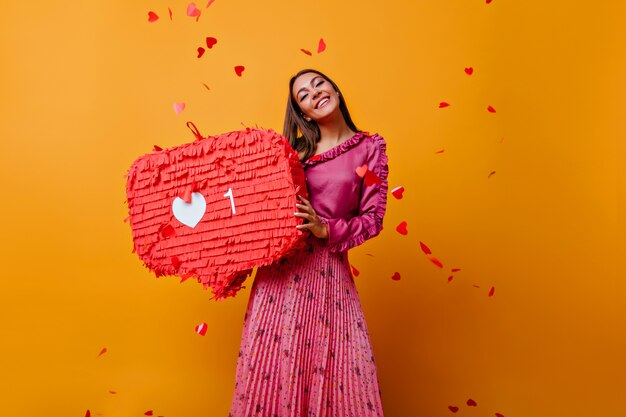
[294,195,329,239]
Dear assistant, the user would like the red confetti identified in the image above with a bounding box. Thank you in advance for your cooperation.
[97,347,107,358]
[206,0,216,7]
[464,67,473,75]
[487,105,496,113]
[396,221,408,235]
[439,102,450,108]
[451,268,461,272]
[300,48,312,56]
[391,185,404,199]
[486,0,493,3]
[489,286,495,297]
[180,185,193,203]
[355,164,367,177]
[173,102,185,114]
[234,65,245,77]
[168,7,173,20]
[85,410,91,417]
[419,241,432,255]
[202,82,210,91]
[171,256,181,269]
[153,145,163,151]
[206,37,217,48]
[428,256,443,269]
[364,170,382,186]
[350,264,360,277]
[448,406,459,413]
[109,390,117,394]
[317,38,326,53]
[187,2,201,17]
[160,224,176,238]
[123,216,129,223]
[147,11,159,22]
[495,413,505,417]
[435,149,445,154]
[447,275,454,282]
[197,47,205,58]
[473,284,480,288]
[195,322,208,336]
[391,272,401,281]
[467,398,477,406]
[488,171,496,178]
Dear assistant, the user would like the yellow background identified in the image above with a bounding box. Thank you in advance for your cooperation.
[1,0,624,416]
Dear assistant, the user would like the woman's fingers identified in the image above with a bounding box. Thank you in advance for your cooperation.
[294,212,313,221]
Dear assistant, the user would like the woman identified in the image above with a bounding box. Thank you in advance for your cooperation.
[229,68,388,417]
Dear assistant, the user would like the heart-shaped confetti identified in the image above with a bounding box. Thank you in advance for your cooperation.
[147,11,159,22]
[85,410,91,417]
[195,322,208,336]
[487,105,496,113]
[419,241,432,255]
[144,411,154,416]
[464,67,473,75]
[197,47,205,58]
[391,272,401,281]
[187,3,201,17]
[206,0,215,7]
[439,102,450,108]
[486,0,493,3]
[173,102,186,114]
[447,275,454,282]
[171,256,181,269]
[160,224,176,238]
[391,185,404,199]
[355,164,368,177]
[172,192,207,228]
[396,221,408,235]
[428,256,443,268]
[153,145,163,151]
[317,38,326,53]
[364,170,382,186]
[489,286,495,297]
[350,264,360,277]
[448,406,459,413]
[301,48,312,56]
[495,413,505,417]
[234,65,245,77]
[467,399,477,406]
[206,37,217,48]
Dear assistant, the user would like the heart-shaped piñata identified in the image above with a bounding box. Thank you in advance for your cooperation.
[125,126,308,300]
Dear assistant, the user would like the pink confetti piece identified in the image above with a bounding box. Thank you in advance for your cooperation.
[487,105,496,113]
[391,272,401,281]
[467,399,477,406]
[439,102,450,108]
[168,7,173,20]
[300,48,312,56]
[195,322,208,336]
[85,410,91,417]
[317,38,326,53]
[396,221,408,235]
[391,185,404,199]
[488,171,496,178]
[206,37,217,48]
[428,256,443,269]
[451,268,461,272]
[173,102,185,114]
[206,0,215,7]
[355,164,367,177]
[197,47,205,58]
[147,11,159,22]
[97,347,107,358]
[489,286,495,297]
[419,241,432,255]
[447,275,454,282]
[234,65,245,77]
[187,2,201,17]
[448,405,459,413]
[350,264,360,277]
[464,67,473,75]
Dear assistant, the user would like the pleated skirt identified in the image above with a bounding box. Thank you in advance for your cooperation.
[228,235,385,417]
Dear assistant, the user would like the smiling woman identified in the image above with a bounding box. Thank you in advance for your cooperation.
[228,69,389,417]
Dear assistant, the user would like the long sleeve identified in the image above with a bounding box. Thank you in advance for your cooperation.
[318,135,389,253]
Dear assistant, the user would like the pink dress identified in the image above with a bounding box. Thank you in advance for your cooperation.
[229,131,388,417]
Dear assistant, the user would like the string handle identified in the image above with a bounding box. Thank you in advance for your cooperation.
[186,121,204,141]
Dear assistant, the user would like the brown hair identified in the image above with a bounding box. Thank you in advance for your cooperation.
[282,69,360,162]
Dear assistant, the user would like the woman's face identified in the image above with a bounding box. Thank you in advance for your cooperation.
[292,72,341,123]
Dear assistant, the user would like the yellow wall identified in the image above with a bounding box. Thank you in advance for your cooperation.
[1,1,624,416]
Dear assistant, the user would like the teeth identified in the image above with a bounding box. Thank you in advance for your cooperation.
[317,97,329,109]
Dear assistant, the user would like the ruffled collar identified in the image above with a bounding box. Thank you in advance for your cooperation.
[303,131,370,167]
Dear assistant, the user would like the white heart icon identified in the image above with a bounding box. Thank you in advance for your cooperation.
[172,192,206,228]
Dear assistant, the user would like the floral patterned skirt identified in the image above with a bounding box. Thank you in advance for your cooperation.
[228,234,385,417]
